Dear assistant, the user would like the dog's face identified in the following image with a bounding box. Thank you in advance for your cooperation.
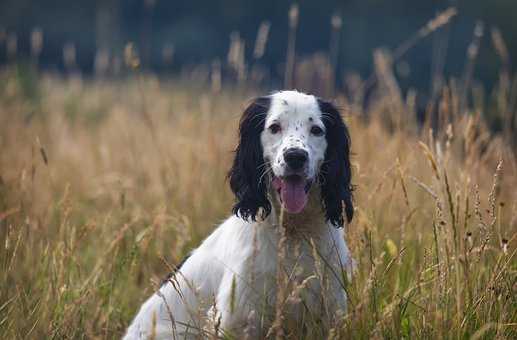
[261,92,328,214]
[229,91,353,227]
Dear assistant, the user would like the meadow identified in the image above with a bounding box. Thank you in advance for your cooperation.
[1,11,517,339]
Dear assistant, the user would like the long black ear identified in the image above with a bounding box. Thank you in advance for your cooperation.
[317,99,354,227]
[228,96,272,221]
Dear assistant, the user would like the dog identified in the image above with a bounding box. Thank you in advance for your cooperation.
[124,90,354,339]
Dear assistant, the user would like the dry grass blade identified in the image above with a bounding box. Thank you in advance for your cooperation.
[418,141,441,181]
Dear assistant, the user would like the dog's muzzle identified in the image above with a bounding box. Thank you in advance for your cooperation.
[283,148,308,171]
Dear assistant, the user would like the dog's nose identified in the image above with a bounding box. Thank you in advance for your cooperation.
[284,148,308,170]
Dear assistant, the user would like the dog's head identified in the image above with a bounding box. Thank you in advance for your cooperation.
[228,91,353,227]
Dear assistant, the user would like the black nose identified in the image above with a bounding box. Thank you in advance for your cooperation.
[284,148,308,170]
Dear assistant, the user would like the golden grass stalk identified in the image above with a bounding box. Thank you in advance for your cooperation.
[269,207,287,340]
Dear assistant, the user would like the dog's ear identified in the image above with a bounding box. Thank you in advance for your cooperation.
[228,96,272,221]
[317,99,354,227]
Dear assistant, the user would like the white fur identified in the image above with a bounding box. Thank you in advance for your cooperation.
[124,91,354,339]
[261,91,327,181]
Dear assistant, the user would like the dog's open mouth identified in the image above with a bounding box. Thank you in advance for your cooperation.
[272,175,313,213]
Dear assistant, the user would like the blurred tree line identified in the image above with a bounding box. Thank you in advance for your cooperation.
[0,0,516,91]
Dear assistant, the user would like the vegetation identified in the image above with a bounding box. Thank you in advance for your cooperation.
[1,6,516,340]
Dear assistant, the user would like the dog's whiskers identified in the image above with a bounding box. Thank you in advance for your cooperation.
[256,160,271,171]
[258,167,273,186]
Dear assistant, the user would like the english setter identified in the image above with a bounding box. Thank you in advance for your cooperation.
[124,90,354,339]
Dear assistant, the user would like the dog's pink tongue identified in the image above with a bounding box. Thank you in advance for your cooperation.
[280,178,308,213]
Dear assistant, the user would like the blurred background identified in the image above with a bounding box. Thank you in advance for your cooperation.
[1,0,516,92]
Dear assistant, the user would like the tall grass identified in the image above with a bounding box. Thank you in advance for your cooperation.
[1,6,516,338]
[0,65,515,339]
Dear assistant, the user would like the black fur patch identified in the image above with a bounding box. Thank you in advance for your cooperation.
[228,96,272,221]
[317,99,354,227]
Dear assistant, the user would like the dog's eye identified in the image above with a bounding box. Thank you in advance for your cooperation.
[269,123,281,134]
[310,126,324,136]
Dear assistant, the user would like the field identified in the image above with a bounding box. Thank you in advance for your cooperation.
[1,52,516,339]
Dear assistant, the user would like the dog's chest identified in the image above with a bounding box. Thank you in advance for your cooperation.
[248,225,343,316]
